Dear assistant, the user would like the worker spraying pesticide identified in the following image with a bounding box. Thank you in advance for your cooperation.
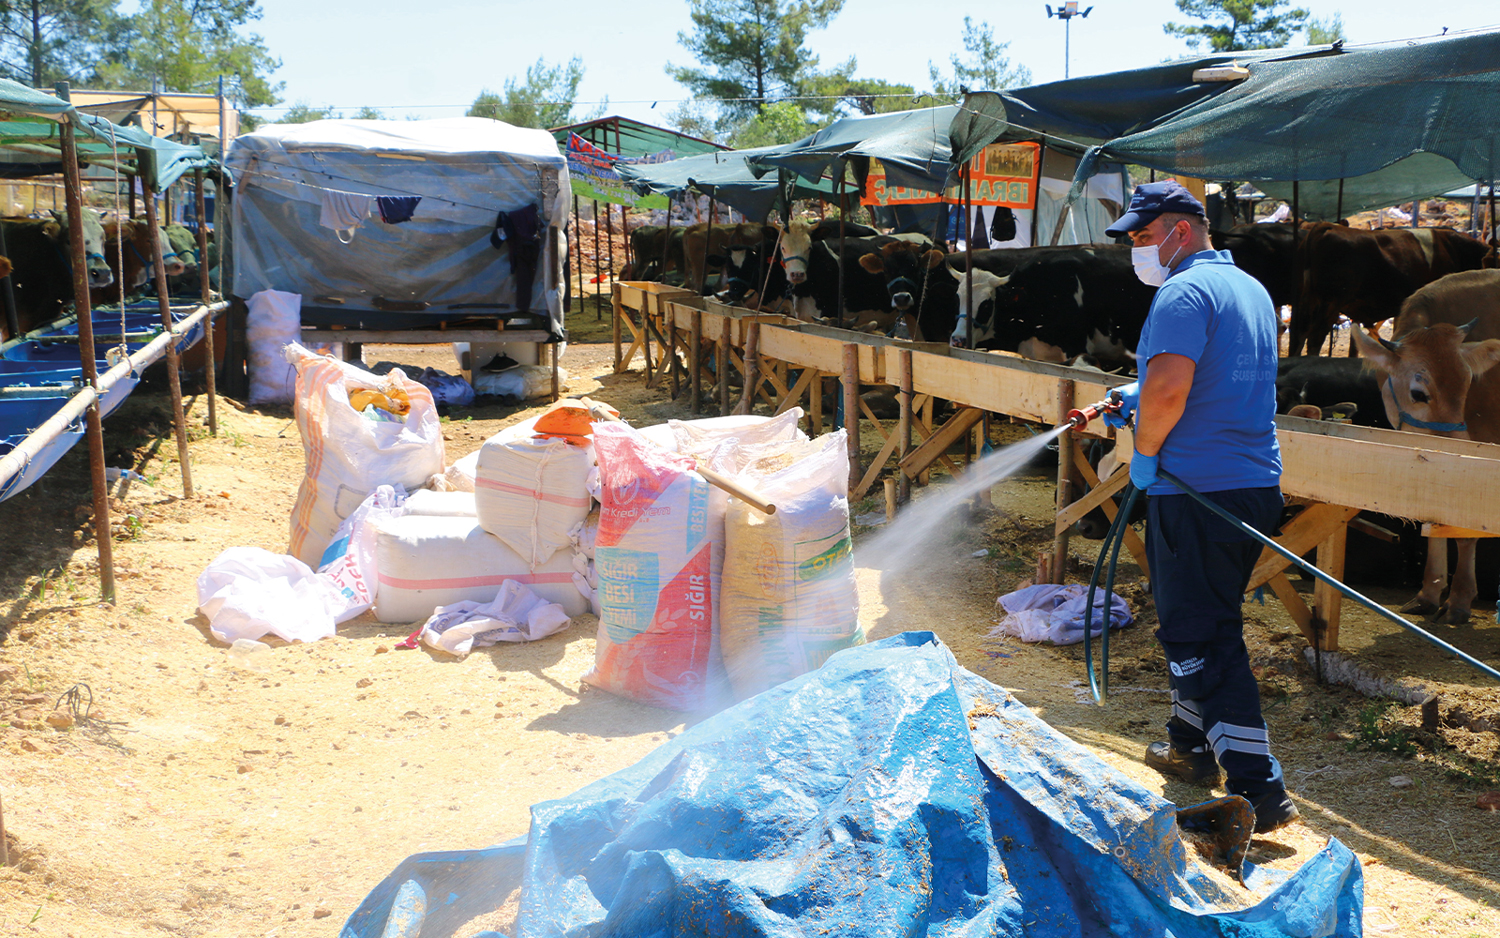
[1098,181,1298,836]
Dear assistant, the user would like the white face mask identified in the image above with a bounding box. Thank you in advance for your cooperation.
[1131,235,1184,287]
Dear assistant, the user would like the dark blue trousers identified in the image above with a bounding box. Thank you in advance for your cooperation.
[1146,486,1285,798]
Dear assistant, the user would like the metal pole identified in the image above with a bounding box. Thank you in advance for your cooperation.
[836,167,847,327]
[964,163,975,350]
[0,221,18,338]
[195,170,216,435]
[57,82,115,604]
[718,317,731,416]
[592,198,601,317]
[141,169,195,498]
[898,349,913,504]
[1336,178,1344,222]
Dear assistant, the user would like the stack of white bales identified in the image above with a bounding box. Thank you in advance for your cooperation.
[370,415,596,623]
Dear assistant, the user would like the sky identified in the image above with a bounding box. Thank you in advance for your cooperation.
[242,0,1500,128]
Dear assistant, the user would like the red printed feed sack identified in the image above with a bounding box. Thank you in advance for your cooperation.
[585,423,722,711]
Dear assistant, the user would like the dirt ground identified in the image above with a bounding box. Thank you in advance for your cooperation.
[2,302,1499,937]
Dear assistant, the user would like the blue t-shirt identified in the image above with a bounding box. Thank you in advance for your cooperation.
[1136,249,1281,495]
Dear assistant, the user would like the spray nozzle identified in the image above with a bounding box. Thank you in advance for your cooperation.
[1066,392,1125,431]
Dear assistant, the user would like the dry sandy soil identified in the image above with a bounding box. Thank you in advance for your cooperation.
[1,302,1499,937]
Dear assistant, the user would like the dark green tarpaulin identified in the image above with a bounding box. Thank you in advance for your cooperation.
[951,28,1500,219]
[551,115,725,161]
[0,78,215,189]
[749,105,959,193]
[615,143,835,221]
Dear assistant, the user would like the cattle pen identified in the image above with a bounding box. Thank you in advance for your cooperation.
[613,279,1500,663]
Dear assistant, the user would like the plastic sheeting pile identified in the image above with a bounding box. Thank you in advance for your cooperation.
[341,633,1363,938]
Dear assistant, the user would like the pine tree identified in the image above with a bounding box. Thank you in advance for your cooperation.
[1164,0,1311,53]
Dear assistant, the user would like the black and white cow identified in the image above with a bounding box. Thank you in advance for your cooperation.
[1275,356,1391,428]
[775,219,899,325]
[947,244,1155,369]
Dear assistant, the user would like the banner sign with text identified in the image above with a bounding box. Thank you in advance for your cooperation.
[946,142,1042,209]
[861,159,943,206]
[566,133,670,208]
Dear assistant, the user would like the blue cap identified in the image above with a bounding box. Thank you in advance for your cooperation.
[1106,180,1206,236]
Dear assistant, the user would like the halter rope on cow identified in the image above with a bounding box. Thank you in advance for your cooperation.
[1063,403,1500,705]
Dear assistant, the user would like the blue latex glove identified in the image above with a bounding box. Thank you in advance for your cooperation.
[1129,451,1160,491]
[1102,381,1140,429]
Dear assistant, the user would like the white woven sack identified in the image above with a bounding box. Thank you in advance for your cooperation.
[372,514,587,623]
[285,343,446,567]
[247,289,302,405]
[474,433,594,567]
[720,431,862,701]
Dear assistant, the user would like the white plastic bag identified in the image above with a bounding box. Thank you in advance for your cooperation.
[417,581,572,656]
[472,364,567,400]
[445,449,481,492]
[316,484,408,622]
[285,343,446,567]
[720,431,862,701]
[248,290,302,405]
[196,546,347,644]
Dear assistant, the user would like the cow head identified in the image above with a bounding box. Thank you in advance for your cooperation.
[156,226,187,277]
[46,209,113,288]
[858,241,944,313]
[947,263,1009,348]
[165,225,199,272]
[726,222,767,270]
[1353,320,1500,437]
[776,218,816,284]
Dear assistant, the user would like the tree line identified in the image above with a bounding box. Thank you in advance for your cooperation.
[469,0,1343,148]
[0,0,280,120]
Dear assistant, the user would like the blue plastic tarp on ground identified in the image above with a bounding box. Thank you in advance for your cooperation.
[343,632,1362,938]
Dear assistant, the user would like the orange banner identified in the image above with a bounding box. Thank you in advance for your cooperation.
[861,159,943,206]
[949,142,1041,209]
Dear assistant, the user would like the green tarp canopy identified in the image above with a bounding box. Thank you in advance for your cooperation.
[615,143,836,221]
[551,115,725,161]
[750,105,959,193]
[0,78,215,189]
[951,28,1500,219]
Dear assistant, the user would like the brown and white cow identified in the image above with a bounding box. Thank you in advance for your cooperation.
[90,219,185,306]
[1351,268,1500,622]
[1295,224,1490,357]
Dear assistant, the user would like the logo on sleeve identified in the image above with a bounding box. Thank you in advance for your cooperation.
[1170,657,1205,677]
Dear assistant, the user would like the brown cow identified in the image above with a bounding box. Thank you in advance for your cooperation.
[1351,269,1500,622]
[1294,224,1490,357]
[682,222,771,294]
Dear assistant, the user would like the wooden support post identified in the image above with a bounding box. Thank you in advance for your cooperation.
[810,373,823,435]
[141,173,194,498]
[736,321,760,415]
[612,287,623,371]
[1051,380,1075,584]
[0,790,6,867]
[920,396,934,485]
[1267,573,1316,644]
[690,310,703,413]
[976,418,992,507]
[642,297,655,387]
[194,170,216,436]
[718,318,732,416]
[884,477,897,523]
[1313,521,1348,651]
[58,83,115,603]
[550,341,560,403]
[668,309,680,399]
[842,343,860,494]
[898,349,913,504]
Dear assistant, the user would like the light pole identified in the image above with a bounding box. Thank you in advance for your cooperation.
[1045,3,1093,79]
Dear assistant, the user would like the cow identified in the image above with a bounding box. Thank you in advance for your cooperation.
[773,218,892,324]
[681,222,772,294]
[1211,223,1299,312]
[855,240,953,341]
[624,225,686,283]
[1275,356,1391,429]
[1294,224,1490,357]
[91,219,185,306]
[0,210,113,340]
[947,244,1155,370]
[1350,268,1500,622]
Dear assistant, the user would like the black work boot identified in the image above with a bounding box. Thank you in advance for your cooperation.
[1145,741,1222,786]
[1248,789,1300,834]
